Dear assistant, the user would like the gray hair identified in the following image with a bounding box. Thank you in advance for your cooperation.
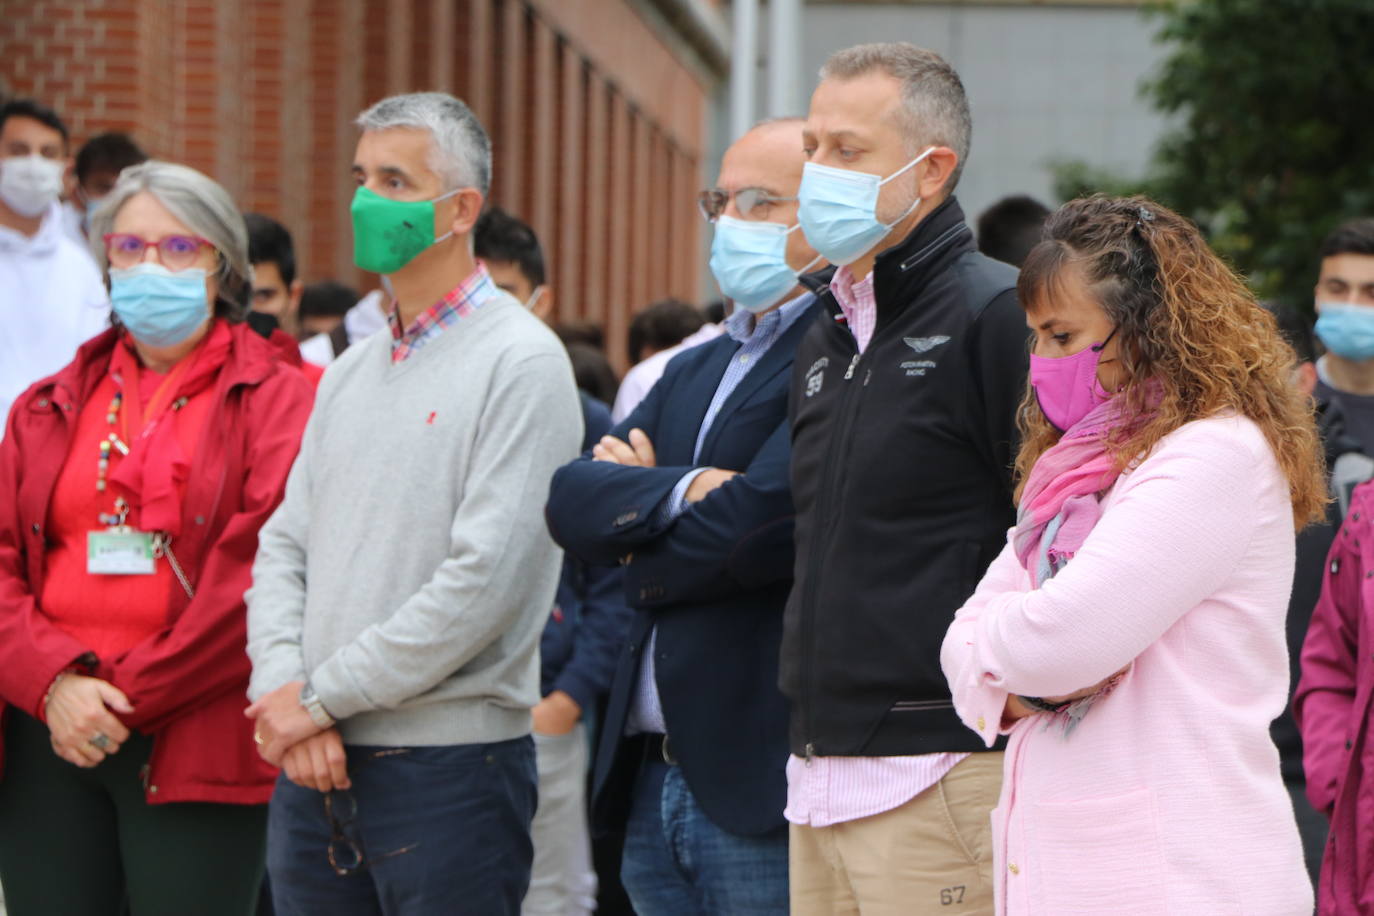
[89,160,251,320]
[356,92,492,197]
[820,42,972,191]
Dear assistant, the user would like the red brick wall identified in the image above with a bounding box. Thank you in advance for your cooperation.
[2,0,710,373]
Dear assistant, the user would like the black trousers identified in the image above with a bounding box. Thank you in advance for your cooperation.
[0,711,268,916]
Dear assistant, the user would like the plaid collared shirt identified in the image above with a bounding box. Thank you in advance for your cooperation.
[387,263,502,363]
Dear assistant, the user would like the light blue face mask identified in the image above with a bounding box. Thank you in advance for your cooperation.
[109,263,211,347]
[797,147,935,267]
[708,215,822,313]
[1315,302,1374,362]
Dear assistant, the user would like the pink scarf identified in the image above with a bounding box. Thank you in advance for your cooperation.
[1013,399,1134,587]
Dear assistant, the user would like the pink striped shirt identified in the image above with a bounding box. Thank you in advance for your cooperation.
[831,265,878,353]
[784,752,968,827]
[785,266,966,828]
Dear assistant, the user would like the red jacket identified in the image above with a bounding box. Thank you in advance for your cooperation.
[0,322,313,804]
[1297,479,1374,913]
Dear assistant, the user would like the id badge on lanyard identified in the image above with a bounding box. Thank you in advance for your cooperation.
[88,361,198,595]
[86,496,155,576]
[87,527,156,575]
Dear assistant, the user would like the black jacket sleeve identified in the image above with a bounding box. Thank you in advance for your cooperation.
[965,288,1029,498]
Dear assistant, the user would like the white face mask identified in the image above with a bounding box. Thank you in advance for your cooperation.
[0,154,65,218]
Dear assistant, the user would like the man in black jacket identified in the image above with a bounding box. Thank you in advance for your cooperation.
[783,43,1028,914]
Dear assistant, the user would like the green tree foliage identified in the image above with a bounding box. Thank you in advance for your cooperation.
[1053,0,1374,309]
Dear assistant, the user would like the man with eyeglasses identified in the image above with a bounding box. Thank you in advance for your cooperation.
[0,98,109,434]
[546,117,824,914]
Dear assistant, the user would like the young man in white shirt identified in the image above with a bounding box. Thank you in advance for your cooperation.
[0,99,109,432]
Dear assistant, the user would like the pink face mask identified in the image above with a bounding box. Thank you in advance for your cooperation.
[1029,328,1117,432]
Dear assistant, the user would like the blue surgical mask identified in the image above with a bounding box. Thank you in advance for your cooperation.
[1316,302,1374,362]
[797,147,935,266]
[708,215,821,313]
[109,263,211,347]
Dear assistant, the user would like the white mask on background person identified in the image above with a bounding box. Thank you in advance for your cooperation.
[0,154,65,217]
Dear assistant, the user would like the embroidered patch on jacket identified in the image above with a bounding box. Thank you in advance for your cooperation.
[900,336,950,377]
[902,335,951,354]
[901,359,939,377]
[804,357,829,398]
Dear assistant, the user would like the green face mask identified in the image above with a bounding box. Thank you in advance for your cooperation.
[350,185,460,275]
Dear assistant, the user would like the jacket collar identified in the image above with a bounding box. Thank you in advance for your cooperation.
[32,320,287,411]
[868,195,975,321]
[800,265,837,295]
[696,294,824,461]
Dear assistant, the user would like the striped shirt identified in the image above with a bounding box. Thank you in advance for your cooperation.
[783,753,968,827]
[387,263,501,362]
[626,291,815,735]
[831,265,878,353]
[783,268,967,828]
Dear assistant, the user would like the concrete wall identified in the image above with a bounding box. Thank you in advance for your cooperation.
[737,2,1171,227]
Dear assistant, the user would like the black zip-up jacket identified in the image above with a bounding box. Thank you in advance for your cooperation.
[782,196,1029,758]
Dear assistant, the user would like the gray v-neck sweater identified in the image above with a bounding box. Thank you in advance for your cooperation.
[247,296,582,746]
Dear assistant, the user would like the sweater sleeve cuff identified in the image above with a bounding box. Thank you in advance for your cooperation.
[309,654,373,722]
[246,655,308,703]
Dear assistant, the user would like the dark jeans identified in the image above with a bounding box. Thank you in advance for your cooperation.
[267,736,537,916]
[622,757,789,915]
[0,711,267,916]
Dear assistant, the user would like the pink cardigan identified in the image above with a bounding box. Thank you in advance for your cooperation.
[942,415,1311,915]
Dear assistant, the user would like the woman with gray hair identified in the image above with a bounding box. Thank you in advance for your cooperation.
[0,160,313,914]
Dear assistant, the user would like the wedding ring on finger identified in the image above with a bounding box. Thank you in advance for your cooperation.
[254,732,265,746]
[89,732,112,751]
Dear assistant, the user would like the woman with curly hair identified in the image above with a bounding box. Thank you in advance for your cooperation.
[941,195,1324,914]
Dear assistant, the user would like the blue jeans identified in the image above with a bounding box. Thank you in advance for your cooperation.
[267,736,537,916]
[622,757,789,915]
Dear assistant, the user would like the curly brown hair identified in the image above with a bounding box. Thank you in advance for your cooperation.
[1015,195,1327,530]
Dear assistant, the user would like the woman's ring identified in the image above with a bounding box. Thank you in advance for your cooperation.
[89,733,112,751]
[254,732,265,746]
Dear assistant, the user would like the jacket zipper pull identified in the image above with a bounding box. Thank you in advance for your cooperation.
[843,354,860,380]
[804,742,815,766]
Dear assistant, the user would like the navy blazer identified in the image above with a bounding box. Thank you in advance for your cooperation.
[545,297,821,837]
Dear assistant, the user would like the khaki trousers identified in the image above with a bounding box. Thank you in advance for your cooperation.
[523,725,597,915]
[789,752,1003,915]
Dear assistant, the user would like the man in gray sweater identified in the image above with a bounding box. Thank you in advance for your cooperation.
[245,92,581,916]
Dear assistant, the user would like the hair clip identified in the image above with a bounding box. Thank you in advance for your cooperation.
[1137,207,1155,225]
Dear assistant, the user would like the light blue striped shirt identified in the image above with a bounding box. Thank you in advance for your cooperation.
[627,291,815,735]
